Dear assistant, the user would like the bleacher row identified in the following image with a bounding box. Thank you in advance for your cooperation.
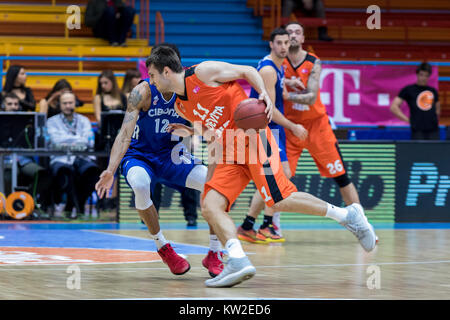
[0,0,149,121]
[1,0,450,125]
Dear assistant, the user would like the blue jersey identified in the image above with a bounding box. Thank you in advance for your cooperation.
[120,80,203,194]
[249,56,287,162]
[249,55,285,129]
[126,80,189,157]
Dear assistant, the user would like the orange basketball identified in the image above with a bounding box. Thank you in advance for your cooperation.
[234,98,268,130]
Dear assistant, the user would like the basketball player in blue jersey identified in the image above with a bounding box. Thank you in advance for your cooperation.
[237,28,308,244]
[95,43,224,278]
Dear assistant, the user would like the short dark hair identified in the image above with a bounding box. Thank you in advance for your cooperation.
[145,46,183,73]
[270,27,289,42]
[3,92,19,100]
[416,62,432,75]
[284,21,304,31]
[153,42,181,60]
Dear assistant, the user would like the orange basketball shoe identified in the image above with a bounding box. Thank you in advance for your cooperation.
[237,226,268,244]
[258,224,285,243]
[157,243,191,275]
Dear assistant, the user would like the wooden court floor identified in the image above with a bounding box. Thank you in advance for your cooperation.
[0,223,450,300]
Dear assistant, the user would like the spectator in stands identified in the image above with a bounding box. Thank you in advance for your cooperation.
[122,69,141,98]
[93,69,127,124]
[1,92,20,111]
[47,91,100,218]
[390,62,441,140]
[282,0,333,41]
[1,65,36,111]
[85,0,136,47]
[39,79,84,118]
[1,92,53,214]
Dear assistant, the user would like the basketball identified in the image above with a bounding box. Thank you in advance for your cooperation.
[234,98,268,130]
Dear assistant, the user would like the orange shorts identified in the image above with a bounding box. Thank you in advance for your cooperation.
[203,127,297,212]
[286,114,346,178]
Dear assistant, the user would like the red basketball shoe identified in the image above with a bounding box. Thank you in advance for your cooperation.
[202,250,224,278]
[157,243,191,275]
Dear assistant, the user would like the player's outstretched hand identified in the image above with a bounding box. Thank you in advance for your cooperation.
[258,91,273,122]
[95,170,115,199]
[167,123,194,137]
[286,78,306,92]
[291,123,308,141]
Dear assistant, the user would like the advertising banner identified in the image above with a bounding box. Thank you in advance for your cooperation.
[396,142,450,222]
[320,64,439,126]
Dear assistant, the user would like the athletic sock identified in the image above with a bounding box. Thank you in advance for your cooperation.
[209,234,222,252]
[225,238,246,259]
[151,230,169,250]
[325,203,348,223]
[241,215,256,231]
[260,215,273,229]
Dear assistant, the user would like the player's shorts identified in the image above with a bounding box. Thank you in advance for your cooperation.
[269,123,288,162]
[285,114,346,178]
[120,143,202,193]
[203,127,297,212]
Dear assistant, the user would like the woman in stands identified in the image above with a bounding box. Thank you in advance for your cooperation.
[39,79,84,118]
[1,65,36,111]
[93,69,127,124]
[122,69,141,98]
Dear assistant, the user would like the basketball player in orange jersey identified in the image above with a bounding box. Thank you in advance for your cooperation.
[238,28,308,244]
[282,21,362,209]
[146,46,377,288]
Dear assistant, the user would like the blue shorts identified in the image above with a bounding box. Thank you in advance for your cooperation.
[120,144,203,193]
[269,124,288,162]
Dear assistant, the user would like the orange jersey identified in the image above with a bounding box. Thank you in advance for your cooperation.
[283,52,327,122]
[175,66,248,136]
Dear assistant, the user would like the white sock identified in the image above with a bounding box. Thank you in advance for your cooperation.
[325,203,348,223]
[225,238,246,259]
[209,235,222,252]
[151,230,168,250]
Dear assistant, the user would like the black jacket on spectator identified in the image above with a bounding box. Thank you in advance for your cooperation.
[85,0,125,28]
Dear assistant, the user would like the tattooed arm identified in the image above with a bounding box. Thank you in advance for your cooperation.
[287,59,321,106]
[95,82,150,198]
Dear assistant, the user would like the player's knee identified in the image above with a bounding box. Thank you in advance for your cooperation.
[201,190,227,219]
[186,165,207,192]
[333,173,351,188]
[127,167,152,210]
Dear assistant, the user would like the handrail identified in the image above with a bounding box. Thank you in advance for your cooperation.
[155,11,165,45]
[0,55,141,91]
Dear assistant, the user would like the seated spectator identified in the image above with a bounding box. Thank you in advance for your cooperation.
[39,79,84,118]
[1,65,36,111]
[47,91,100,218]
[122,69,141,98]
[93,69,127,124]
[1,92,20,111]
[85,0,136,47]
[1,92,52,215]
[282,0,333,41]
[390,62,441,140]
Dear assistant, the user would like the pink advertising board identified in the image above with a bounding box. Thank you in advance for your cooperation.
[141,59,438,126]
